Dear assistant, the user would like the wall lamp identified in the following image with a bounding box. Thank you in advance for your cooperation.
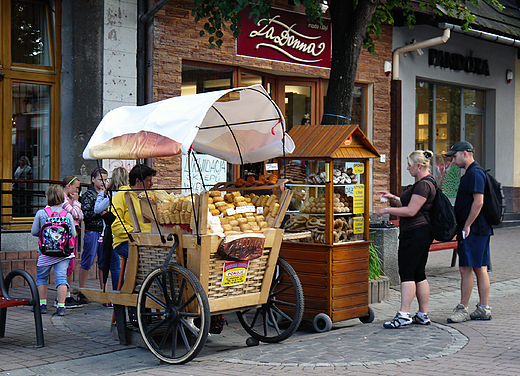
[506,69,513,84]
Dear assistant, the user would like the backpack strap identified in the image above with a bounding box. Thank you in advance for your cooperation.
[44,207,55,218]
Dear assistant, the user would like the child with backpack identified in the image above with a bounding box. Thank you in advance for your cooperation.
[31,185,77,316]
[58,175,84,309]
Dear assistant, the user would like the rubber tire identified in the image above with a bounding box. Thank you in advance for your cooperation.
[137,264,210,364]
[313,313,333,333]
[359,306,375,323]
[236,258,304,343]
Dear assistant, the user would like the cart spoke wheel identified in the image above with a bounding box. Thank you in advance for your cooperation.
[137,265,210,364]
[236,258,304,343]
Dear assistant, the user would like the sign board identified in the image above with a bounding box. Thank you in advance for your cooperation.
[181,154,227,193]
[353,217,364,234]
[237,7,331,68]
[353,184,365,214]
[222,261,249,286]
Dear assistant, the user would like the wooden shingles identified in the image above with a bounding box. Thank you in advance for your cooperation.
[288,125,380,159]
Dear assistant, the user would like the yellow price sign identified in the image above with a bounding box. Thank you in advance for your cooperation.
[353,184,364,214]
[353,217,364,234]
[353,163,364,174]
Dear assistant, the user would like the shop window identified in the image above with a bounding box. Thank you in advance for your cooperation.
[416,81,485,195]
[11,0,53,67]
[240,72,262,87]
[181,64,234,95]
[12,82,52,216]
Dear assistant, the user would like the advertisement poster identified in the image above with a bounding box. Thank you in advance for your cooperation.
[222,261,250,287]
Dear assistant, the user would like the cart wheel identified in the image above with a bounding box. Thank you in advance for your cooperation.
[313,313,333,333]
[359,306,375,323]
[137,264,210,364]
[236,258,304,343]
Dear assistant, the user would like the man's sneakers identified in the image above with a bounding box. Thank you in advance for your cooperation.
[383,312,412,329]
[412,312,431,325]
[470,304,492,320]
[447,303,470,323]
[447,303,492,323]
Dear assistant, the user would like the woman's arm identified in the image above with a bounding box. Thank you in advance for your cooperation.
[31,210,43,236]
[94,190,110,214]
[377,194,427,218]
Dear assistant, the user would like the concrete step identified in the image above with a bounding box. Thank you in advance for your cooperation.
[496,212,520,228]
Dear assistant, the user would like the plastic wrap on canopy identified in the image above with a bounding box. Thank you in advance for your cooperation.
[82,85,295,164]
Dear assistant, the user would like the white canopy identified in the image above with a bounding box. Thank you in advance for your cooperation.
[82,85,295,164]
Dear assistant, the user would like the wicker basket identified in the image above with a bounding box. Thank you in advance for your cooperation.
[135,244,176,293]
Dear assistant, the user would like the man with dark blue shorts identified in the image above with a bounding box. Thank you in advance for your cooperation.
[445,141,492,323]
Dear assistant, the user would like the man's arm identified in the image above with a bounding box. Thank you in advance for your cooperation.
[463,192,484,237]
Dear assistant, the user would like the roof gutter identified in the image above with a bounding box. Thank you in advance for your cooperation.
[439,22,520,48]
[392,27,451,80]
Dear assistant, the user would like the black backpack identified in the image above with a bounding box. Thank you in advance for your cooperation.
[466,164,506,226]
[414,176,457,242]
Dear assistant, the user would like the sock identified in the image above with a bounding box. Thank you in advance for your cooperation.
[417,311,428,317]
[66,291,71,298]
[40,299,46,305]
[398,311,410,317]
[479,304,490,308]
[57,303,65,308]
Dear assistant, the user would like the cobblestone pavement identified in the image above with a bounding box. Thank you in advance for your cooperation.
[1,227,520,376]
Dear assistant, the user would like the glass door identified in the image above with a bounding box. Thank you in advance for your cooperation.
[280,80,316,131]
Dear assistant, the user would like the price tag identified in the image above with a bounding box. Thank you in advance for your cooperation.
[266,163,278,171]
[226,207,236,216]
[256,206,264,214]
[235,206,247,214]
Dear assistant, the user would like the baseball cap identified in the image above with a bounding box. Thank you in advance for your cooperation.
[445,141,474,156]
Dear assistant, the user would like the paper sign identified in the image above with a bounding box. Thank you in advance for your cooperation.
[266,163,278,171]
[226,208,236,216]
[353,184,365,214]
[236,205,256,214]
[353,163,364,174]
[257,206,264,214]
[353,217,364,234]
[222,261,249,286]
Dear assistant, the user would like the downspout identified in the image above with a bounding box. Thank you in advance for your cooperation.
[392,28,451,80]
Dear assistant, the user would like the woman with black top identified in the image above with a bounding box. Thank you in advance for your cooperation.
[377,150,436,329]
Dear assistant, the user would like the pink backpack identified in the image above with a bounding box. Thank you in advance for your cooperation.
[38,207,74,257]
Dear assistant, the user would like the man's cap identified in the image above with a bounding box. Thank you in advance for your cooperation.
[445,141,474,156]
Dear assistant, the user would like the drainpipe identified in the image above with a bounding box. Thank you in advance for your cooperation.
[392,28,451,80]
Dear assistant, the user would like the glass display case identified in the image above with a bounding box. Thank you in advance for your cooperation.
[283,159,367,244]
[278,124,380,331]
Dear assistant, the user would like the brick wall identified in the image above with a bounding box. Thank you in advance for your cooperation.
[152,1,393,211]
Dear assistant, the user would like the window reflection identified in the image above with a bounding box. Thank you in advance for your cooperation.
[12,82,51,216]
[181,64,233,95]
[11,0,53,66]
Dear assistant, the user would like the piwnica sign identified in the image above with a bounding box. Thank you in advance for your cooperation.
[428,49,490,76]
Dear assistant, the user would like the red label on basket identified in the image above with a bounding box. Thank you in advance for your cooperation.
[222,261,249,286]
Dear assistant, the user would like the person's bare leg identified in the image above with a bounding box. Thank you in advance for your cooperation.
[473,266,490,306]
[459,266,474,307]
[400,281,416,313]
[416,279,430,313]
[79,268,89,288]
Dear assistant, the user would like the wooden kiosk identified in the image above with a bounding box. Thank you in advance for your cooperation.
[279,124,380,332]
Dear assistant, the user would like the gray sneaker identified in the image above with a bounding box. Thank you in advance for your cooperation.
[447,303,470,323]
[470,304,492,320]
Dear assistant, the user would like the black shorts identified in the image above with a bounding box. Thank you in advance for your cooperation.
[398,225,433,283]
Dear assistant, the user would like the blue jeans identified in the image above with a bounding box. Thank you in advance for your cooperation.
[114,241,129,259]
[36,258,70,288]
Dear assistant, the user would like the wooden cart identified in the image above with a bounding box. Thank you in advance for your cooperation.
[80,187,304,364]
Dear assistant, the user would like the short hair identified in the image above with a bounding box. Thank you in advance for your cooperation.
[407,150,433,170]
[108,167,129,191]
[46,185,65,206]
[129,164,156,186]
